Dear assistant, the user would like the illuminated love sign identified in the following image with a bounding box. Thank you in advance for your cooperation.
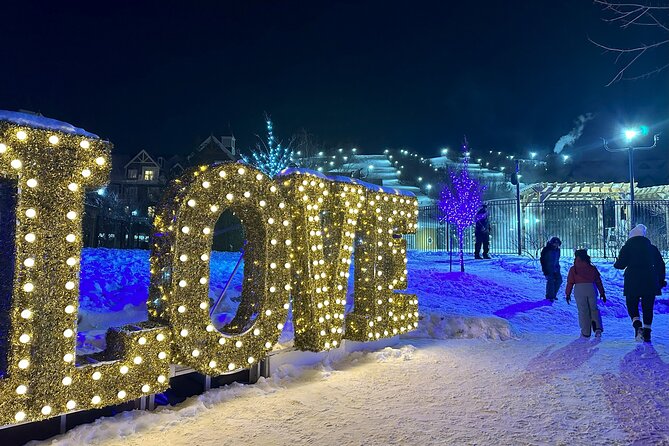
[0,116,418,427]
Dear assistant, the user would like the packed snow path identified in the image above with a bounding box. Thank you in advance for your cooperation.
[33,250,669,445]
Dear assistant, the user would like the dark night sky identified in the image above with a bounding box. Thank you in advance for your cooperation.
[1,0,667,161]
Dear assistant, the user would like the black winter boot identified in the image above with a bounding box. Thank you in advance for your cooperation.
[633,320,643,341]
[642,327,652,343]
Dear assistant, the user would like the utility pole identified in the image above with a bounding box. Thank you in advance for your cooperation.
[602,131,659,227]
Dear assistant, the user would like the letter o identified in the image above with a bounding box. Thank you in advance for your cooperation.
[149,163,292,374]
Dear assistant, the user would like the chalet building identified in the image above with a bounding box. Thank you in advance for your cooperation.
[83,135,238,249]
[187,134,236,166]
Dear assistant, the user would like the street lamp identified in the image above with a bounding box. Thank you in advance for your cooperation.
[624,129,639,141]
[602,128,659,226]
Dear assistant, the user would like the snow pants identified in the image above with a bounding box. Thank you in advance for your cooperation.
[573,283,603,336]
[625,295,655,326]
[545,273,562,300]
[475,234,489,257]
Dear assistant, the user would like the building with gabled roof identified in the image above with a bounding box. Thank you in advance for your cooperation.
[187,134,237,166]
[84,135,238,249]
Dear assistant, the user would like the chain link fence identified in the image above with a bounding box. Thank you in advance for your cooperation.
[408,200,669,259]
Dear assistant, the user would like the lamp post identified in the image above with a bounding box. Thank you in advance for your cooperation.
[511,160,521,255]
[602,129,659,226]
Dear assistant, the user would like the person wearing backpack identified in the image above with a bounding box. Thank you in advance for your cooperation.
[614,224,667,342]
[565,249,606,337]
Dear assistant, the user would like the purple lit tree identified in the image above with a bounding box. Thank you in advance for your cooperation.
[438,139,486,272]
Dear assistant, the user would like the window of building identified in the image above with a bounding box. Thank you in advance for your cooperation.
[127,169,138,180]
[143,169,156,181]
[147,206,155,218]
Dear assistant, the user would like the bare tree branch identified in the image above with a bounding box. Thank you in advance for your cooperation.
[591,0,669,85]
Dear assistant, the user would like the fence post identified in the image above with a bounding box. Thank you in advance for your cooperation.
[602,199,607,259]
[515,172,522,256]
[448,222,452,272]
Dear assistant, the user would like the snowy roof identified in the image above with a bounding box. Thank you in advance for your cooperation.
[521,182,633,201]
[279,167,417,199]
[0,110,99,138]
[190,135,236,161]
[124,149,160,169]
[636,184,669,200]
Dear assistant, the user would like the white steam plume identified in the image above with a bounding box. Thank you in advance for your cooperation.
[553,113,594,154]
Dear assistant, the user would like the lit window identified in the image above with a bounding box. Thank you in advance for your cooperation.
[147,206,155,218]
[143,169,155,181]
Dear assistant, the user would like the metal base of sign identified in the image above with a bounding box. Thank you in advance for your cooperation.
[0,358,272,444]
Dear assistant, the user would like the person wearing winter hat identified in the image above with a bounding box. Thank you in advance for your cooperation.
[566,249,606,337]
[614,224,667,342]
[540,236,562,302]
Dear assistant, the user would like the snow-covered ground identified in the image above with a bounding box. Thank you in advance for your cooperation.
[33,249,669,445]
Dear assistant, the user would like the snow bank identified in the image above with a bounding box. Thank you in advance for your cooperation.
[406,313,514,341]
[0,110,99,138]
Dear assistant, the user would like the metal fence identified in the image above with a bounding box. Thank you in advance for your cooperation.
[408,200,669,258]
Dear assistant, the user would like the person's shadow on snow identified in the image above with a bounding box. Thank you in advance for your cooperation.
[602,344,669,444]
[493,300,555,320]
[518,337,600,386]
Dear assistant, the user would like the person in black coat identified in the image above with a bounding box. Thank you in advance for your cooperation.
[540,237,562,302]
[614,224,667,342]
[474,204,491,259]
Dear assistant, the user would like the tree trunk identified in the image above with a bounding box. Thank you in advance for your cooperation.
[457,226,464,272]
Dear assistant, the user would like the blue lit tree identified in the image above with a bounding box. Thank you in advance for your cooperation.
[438,139,486,272]
[244,114,294,177]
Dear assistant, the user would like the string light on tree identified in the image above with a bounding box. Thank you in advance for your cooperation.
[244,114,294,178]
[438,137,486,272]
